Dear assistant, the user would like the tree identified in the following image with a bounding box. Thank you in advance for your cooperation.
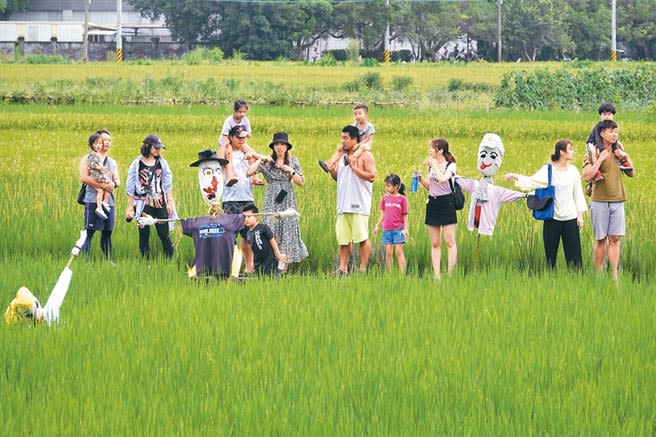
[562,0,609,60]
[503,0,570,61]
[394,1,460,61]
[130,0,334,60]
[0,0,28,20]
[618,0,656,59]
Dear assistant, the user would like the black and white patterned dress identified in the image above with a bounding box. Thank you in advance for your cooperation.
[257,156,308,264]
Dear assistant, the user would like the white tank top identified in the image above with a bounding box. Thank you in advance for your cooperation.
[336,156,372,215]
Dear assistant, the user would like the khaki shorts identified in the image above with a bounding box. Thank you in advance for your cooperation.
[336,213,369,245]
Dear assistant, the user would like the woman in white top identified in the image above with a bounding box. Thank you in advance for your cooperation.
[504,139,587,270]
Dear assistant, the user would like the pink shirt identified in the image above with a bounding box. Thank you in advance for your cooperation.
[379,194,408,231]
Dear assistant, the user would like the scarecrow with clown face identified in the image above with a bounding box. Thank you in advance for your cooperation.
[454,133,526,236]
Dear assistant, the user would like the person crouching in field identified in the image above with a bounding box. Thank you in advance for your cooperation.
[240,204,288,276]
[373,174,409,273]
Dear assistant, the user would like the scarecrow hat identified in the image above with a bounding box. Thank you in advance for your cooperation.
[189,149,228,167]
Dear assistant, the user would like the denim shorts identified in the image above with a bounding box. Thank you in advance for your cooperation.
[382,229,406,245]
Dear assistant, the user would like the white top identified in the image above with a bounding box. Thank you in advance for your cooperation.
[514,164,587,221]
[220,116,252,137]
[222,150,253,202]
[336,157,372,216]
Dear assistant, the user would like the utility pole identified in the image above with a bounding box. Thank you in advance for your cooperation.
[83,0,89,63]
[610,0,617,61]
[497,0,503,62]
[116,0,123,63]
[383,0,390,63]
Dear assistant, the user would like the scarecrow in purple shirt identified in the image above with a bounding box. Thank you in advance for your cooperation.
[454,133,526,237]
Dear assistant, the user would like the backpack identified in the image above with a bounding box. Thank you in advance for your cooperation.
[446,162,465,210]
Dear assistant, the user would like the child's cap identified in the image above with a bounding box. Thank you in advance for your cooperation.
[598,102,616,115]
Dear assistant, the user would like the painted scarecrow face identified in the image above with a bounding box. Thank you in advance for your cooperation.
[477,133,505,177]
[198,160,224,205]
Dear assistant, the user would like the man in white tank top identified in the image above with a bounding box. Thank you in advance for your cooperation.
[329,125,377,275]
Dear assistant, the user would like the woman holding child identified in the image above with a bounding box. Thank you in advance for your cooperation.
[504,139,587,270]
[247,132,308,270]
[418,138,458,279]
[79,129,120,258]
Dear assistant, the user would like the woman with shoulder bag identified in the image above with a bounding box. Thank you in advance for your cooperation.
[504,139,587,270]
[418,138,458,280]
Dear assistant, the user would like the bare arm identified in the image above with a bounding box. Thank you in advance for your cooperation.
[582,149,609,182]
[373,209,384,236]
[403,213,409,239]
[79,156,113,191]
[269,238,288,264]
[614,148,635,177]
[349,151,376,183]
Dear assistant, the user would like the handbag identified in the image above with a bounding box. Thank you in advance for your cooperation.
[76,183,87,205]
[527,164,555,220]
[446,162,465,210]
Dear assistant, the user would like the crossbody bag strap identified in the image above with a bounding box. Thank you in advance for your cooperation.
[446,161,456,194]
[547,163,552,187]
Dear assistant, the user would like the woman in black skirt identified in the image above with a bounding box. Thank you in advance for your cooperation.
[418,138,458,279]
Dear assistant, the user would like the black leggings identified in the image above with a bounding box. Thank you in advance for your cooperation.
[83,230,113,258]
[542,218,582,270]
[139,205,174,258]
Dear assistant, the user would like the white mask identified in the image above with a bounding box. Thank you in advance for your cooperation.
[198,160,224,205]
[477,133,505,178]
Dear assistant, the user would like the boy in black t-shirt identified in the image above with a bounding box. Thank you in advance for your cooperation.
[240,204,287,275]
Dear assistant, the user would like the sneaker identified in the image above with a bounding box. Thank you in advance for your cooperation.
[95,207,108,220]
[251,176,265,186]
[226,178,238,187]
[101,202,111,214]
[318,160,330,173]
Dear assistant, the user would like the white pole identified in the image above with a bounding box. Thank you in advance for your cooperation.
[116,0,123,62]
[83,0,89,63]
[610,0,617,61]
[497,0,503,62]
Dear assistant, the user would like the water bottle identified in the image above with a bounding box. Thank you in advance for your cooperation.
[411,172,419,193]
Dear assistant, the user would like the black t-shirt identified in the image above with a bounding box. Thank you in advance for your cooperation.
[240,223,278,275]
[181,214,245,277]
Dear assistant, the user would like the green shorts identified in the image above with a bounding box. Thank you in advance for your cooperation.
[336,213,369,245]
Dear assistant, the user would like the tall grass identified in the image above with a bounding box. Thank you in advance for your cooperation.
[1,102,655,433]
[2,266,655,434]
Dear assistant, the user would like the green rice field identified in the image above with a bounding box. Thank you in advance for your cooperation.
[1,62,656,434]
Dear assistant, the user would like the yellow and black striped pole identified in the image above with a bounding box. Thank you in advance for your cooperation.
[115,47,123,63]
[610,49,617,61]
[384,49,391,64]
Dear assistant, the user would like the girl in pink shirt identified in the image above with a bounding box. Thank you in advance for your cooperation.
[373,174,409,273]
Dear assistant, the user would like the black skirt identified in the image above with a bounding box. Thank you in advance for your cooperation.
[425,194,457,226]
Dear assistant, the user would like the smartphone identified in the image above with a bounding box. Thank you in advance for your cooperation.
[275,189,288,204]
